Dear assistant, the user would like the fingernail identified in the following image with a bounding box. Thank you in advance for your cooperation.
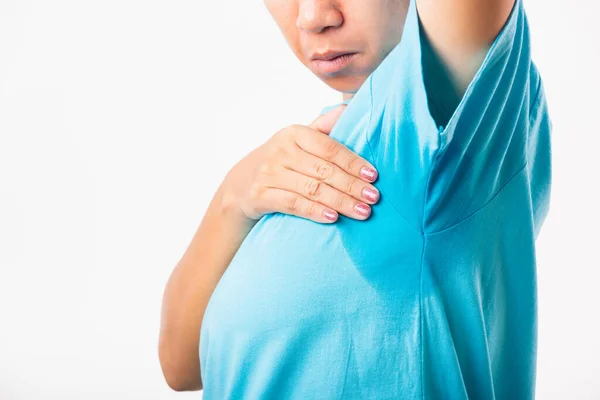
[323,209,338,221]
[362,187,379,202]
[354,203,371,217]
[360,166,378,182]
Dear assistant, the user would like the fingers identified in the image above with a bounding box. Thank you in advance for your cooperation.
[260,187,340,224]
[268,167,374,221]
[280,145,380,206]
[255,115,380,224]
[291,125,379,183]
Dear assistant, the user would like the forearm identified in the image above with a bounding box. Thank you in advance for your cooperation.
[158,177,256,391]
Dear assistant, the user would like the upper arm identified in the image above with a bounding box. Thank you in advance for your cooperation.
[415,0,517,97]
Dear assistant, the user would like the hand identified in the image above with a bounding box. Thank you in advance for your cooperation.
[222,104,380,223]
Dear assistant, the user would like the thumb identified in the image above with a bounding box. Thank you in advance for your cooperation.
[308,104,347,135]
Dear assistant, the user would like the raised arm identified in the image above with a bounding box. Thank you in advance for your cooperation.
[416,0,517,97]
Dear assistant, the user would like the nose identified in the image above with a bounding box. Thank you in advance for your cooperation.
[296,0,343,34]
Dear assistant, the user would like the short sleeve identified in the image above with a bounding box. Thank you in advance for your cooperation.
[363,0,532,232]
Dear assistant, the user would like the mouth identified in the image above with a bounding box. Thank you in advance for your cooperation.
[311,52,358,75]
[311,50,356,61]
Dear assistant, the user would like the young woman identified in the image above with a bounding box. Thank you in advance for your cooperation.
[159,0,552,398]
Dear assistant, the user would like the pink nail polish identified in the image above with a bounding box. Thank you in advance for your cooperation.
[360,166,378,182]
[362,187,379,202]
[354,203,371,217]
[323,209,338,221]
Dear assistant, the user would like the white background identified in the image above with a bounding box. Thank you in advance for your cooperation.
[1,0,598,399]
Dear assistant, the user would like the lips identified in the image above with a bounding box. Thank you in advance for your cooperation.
[311,52,357,74]
[311,50,355,61]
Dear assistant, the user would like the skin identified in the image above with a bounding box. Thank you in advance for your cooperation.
[264,0,410,100]
[160,0,517,391]
[264,0,516,102]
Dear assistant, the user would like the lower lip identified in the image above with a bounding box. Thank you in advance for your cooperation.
[312,53,357,74]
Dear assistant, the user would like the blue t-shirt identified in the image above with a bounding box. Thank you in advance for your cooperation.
[199,0,552,398]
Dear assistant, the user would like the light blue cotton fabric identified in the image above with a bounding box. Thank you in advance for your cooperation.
[199,0,552,397]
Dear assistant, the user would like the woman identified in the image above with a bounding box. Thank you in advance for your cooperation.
[159,0,552,398]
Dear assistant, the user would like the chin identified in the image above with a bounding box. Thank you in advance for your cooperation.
[306,57,373,95]
[323,74,366,95]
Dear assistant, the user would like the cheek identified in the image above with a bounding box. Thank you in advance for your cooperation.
[277,27,301,59]
[264,3,301,52]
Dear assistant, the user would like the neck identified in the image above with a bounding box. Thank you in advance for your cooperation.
[342,93,355,101]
